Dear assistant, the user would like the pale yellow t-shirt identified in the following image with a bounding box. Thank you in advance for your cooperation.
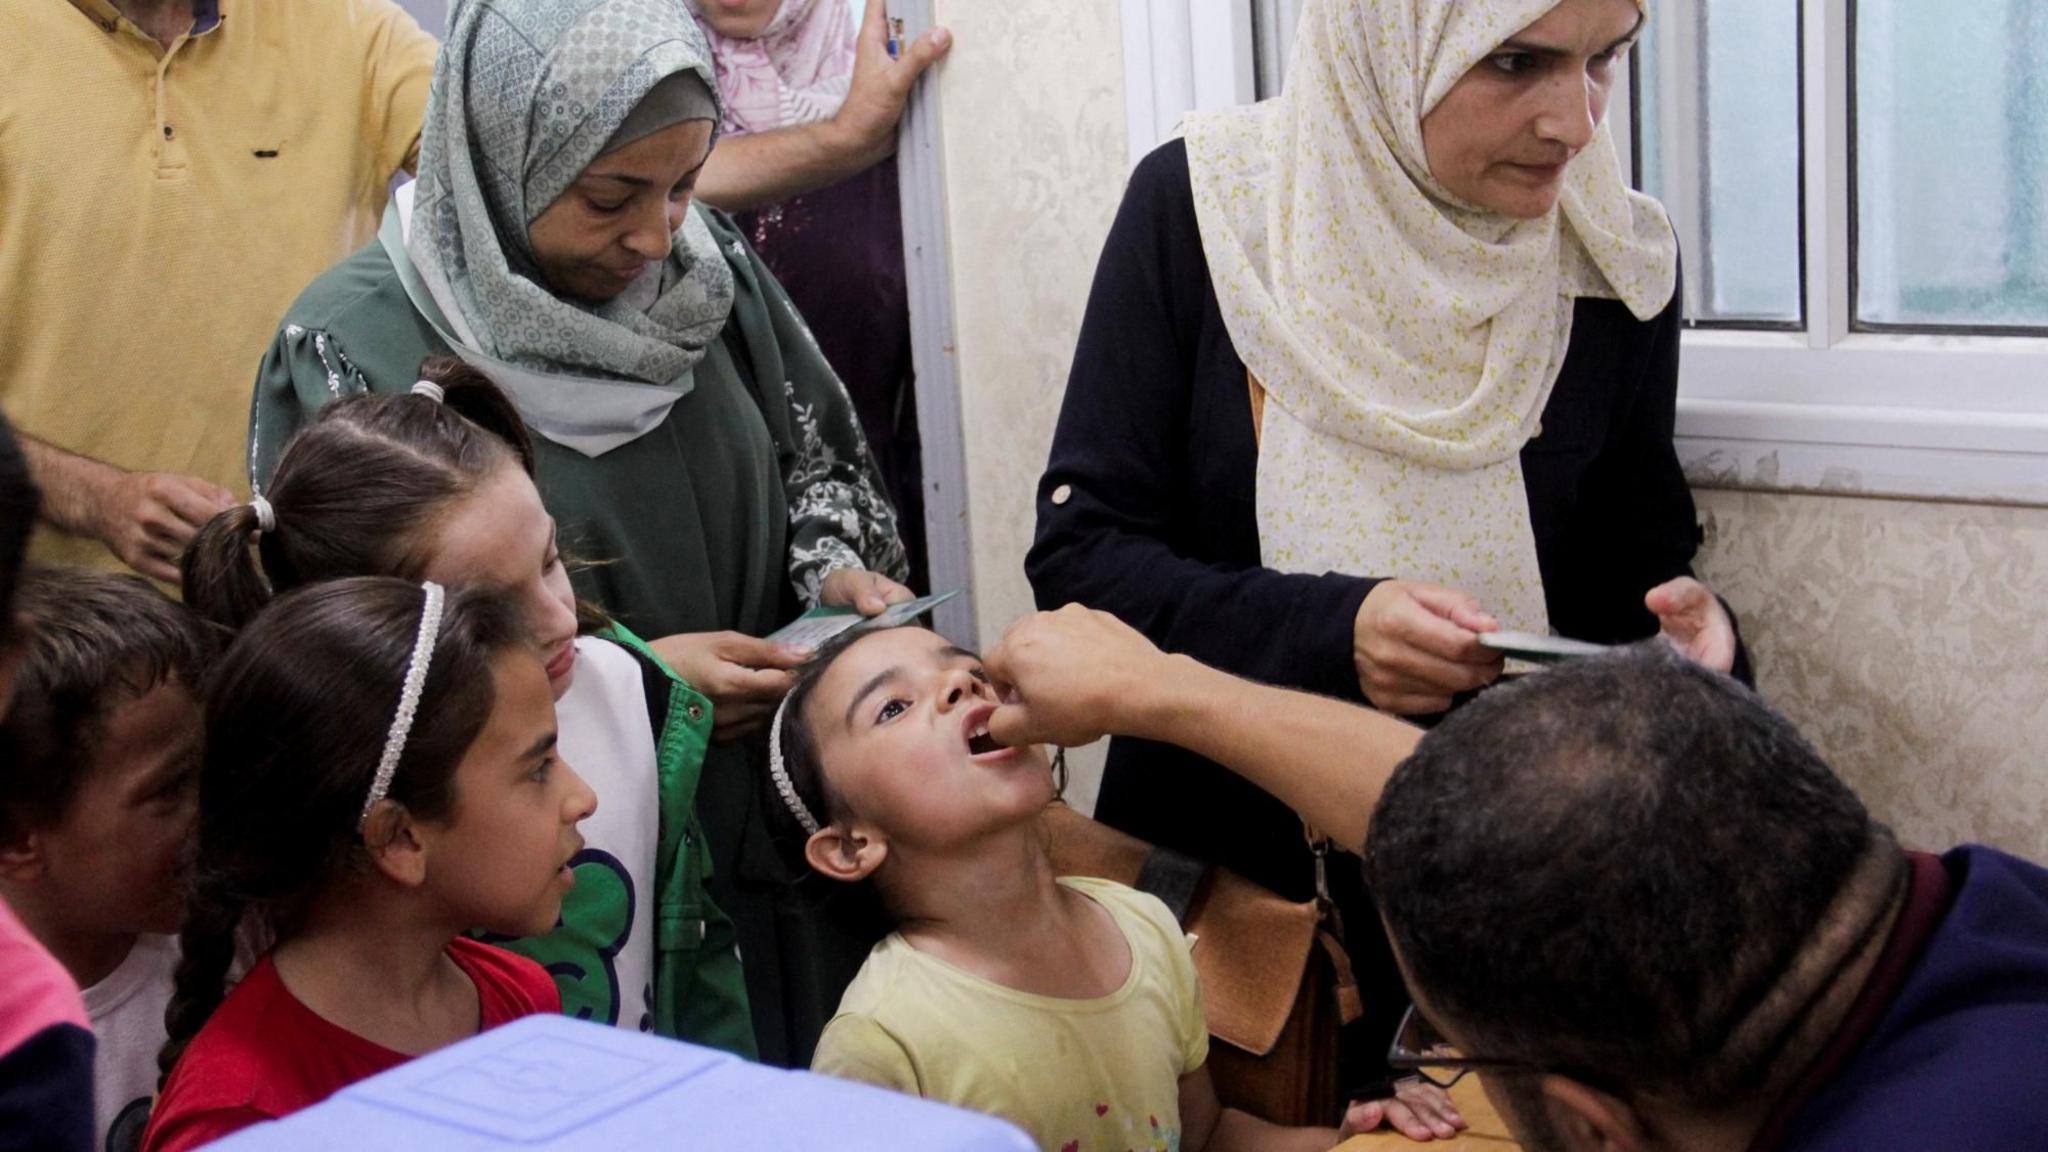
[813,876,1209,1152]
[0,0,436,570]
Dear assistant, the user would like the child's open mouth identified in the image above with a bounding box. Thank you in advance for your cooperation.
[968,723,1001,756]
[962,704,1007,758]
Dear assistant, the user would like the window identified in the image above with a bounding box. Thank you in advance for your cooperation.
[1637,0,2048,336]
[1852,0,2048,332]
[1633,0,1803,328]
[1129,0,2048,504]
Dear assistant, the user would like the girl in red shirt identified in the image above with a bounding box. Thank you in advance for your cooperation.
[142,578,595,1152]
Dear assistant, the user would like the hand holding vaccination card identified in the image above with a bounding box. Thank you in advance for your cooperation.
[767,590,960,649]
[1476,630,1612,667]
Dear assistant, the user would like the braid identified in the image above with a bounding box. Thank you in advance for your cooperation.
[157,884,245,1086]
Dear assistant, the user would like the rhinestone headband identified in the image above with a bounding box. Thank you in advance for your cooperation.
[359,581,446,831]
[765,692,821,836]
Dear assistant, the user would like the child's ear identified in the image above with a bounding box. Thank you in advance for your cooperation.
[804,823,887,883]
[0,825,45,883]
[360,802,429,888]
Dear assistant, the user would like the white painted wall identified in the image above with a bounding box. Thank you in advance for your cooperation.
[921,0,1130,809]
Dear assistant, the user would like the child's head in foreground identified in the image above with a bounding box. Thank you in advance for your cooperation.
[768,625,1055,894]
[161,576,594,1074]
[0,568,216,959]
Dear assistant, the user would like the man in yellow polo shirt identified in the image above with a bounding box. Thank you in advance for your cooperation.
[0,0,437,579]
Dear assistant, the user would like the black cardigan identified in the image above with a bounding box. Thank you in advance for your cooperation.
[1028,139,1737,902]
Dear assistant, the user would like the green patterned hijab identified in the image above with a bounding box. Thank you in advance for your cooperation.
[405,0,734,454]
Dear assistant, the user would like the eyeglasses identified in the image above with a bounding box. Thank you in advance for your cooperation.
[1385,1003,1544,1090]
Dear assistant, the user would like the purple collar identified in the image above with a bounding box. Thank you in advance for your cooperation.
[1745,850,1954,1152]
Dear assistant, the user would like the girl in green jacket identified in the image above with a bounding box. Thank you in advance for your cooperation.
[182,360,754,1058]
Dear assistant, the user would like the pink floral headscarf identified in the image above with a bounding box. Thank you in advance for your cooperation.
[689,0,857,137]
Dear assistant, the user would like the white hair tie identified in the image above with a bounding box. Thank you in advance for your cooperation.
[359,581,446,831]
[248,495,277,534]
[410,380,446,403]
[766,693,821,836]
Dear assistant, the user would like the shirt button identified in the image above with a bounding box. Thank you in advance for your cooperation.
[686,702,705,723]
[1051,483,1073,506]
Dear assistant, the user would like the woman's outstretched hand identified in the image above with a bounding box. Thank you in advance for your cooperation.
[1353,580,1505,716]
[1645,576,1738,674]
[820,568,915,616]
[983,605,1171,750]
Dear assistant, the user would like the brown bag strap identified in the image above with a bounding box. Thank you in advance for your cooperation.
[1306,826,1363,1027]
[1317,926,1365,1026]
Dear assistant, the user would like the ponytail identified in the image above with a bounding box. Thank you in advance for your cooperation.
[417,357,535,477]
[181,502,275,631]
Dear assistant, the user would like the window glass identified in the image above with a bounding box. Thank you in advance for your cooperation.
[1634,0,1804,327]
[1854,0,2048,330]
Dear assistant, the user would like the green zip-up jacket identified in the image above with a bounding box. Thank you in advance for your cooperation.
[486,625,756,1059]
[604,624,756,1058]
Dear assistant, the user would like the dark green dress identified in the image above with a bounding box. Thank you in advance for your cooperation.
[250,206,907,1067]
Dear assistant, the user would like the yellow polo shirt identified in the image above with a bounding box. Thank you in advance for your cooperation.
[0,0,437,569]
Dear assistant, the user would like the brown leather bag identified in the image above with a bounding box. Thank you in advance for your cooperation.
[1041,801,1363,1126]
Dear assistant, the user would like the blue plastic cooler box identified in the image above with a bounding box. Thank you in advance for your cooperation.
[208,1014,1035,1150]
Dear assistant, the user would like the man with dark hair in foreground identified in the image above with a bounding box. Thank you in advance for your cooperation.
[985,607,2048,1152]
[1365,643,2048,1152]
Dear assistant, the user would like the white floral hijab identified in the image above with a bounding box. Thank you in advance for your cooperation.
[1186,0,1676,633]
[405,0,734,455]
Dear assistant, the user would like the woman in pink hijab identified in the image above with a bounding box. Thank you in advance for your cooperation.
[690,0,942,590]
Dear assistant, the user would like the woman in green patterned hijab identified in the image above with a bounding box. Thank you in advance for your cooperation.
[250,0,912,1067]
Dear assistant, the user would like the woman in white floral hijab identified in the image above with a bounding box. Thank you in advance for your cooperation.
[1030,0,1747,1129]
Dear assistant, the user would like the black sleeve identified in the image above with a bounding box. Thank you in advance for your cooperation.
[1572,280,1754,684]
[0,1025,95,1152]
[1024,142,1373,699]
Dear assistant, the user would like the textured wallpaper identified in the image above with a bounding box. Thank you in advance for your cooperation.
[929,0,1128,645]
[1694,489,2048,859]
[927,0,1129,809]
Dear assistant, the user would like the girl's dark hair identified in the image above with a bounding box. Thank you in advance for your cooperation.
[764,629,872,847]
[181,357,536,630]
[157,577,527,1083]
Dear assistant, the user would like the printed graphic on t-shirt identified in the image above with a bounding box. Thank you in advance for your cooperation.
[1056,1106,1179,1152]
[106,1095,150,1152]
[486,848,636,1027]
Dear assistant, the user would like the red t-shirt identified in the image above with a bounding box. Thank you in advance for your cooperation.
[141,937,559,1152]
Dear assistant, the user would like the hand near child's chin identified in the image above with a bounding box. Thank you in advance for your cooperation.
[982,604,1169,749]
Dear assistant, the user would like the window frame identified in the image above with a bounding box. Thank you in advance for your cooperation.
[1125,0,2048,506]
[1625,0,1808,333]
